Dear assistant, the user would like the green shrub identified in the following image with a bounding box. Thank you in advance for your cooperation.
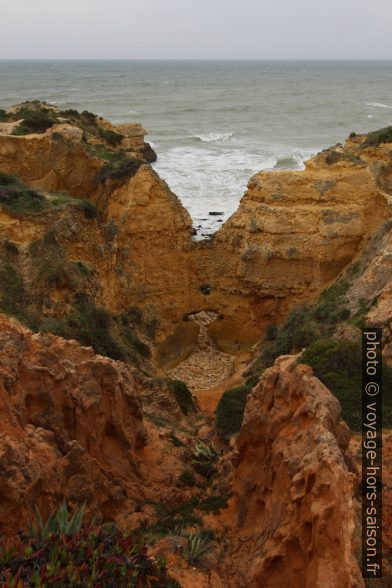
[40,296,125,361]
[362,126,392,147]
[150,498,202,537]
[0,109,10,122]
[198,494,229,514]
[75,199,97,219]
[168,380,195,415]
[61,108,79,117]
[0,262,25,319]
[81,110,97,121]
[12,107,56,135]
[98,126,124,146]
[245,279,353,383]
[301,338,392,431]
[216,384,251,440]
[179,470,196,487]
[96,155,143,182]
[0,172,46,214]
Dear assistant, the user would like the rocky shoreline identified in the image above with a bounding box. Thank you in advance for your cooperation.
[0,102,391,586]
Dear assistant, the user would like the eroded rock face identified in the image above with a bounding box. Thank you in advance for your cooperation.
[0,314,147,535]
[221,356,363,588]
[0,107,391,359]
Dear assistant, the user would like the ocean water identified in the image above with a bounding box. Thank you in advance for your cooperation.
[1,60,392,236]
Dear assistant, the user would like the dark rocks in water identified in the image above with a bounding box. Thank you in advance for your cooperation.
[140,142,157,163]
[191,227,197,236]
[217,219,223,223]
[209,211,224,216]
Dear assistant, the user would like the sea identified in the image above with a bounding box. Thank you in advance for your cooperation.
[1,60,392,237]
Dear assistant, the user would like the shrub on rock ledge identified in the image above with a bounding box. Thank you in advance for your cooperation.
[301,338,392,431]
[216,384,251,440]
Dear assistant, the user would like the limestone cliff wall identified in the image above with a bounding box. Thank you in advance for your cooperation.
[193,142,390,351]
[0,103,391,364]
[220,355,363,588]
[0,314,147,535]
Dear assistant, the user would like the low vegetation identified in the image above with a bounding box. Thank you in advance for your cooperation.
[0,501,178,587]
[245,278,352,382]
[168,379,195,415]
[182,532,210,565]
[12,106,58,135]
[96,153,143,182]
[301,338,392,431]
[0,172,47,213]
[39,293,150,364]
[362,125,392,147]
[216,383,252,440]
[179,469,196,487]
[191,441,217,478]
[0,172,98,219]
[145,493,228,540]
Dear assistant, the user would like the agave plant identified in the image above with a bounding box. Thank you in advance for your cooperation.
[29,499,85,540]
[182,532,210,565]
[192,441,217,461]
[191,441,217,478]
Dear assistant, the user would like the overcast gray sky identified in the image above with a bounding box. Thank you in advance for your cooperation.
[2,0,392,60]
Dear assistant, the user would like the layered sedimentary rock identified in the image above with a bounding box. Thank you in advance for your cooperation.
[0,313,205,539]
[0,103,391,363]
[220,355,363,588]
[193,139,390,350]
[0,314,146,535]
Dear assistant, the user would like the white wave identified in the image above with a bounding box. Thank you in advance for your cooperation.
[368,114,374,119]
[366,102,392,109]
[193,131,234,143]
[128,110,139,114]
[273,148,318,170]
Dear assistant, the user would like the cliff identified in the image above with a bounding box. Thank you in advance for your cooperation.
[0,314,365,587]
[221,356,363,588]
[1,103,392,362]
[1,104,392,585]
[193,136,391,351]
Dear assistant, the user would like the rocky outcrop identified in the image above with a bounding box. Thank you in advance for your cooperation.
[218,356,362,588]
[0,104,196,353]
[0,106,391,365]
[0,316,370,587]
[0,314,150,534]
[193,139,390,351]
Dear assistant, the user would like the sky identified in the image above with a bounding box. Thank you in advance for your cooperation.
[1,0,392,60]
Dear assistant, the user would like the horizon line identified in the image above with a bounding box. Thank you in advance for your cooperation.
[1,57,392,62]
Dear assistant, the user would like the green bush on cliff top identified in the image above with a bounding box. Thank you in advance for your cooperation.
[362,125,392,147]
[12,106,57,135]
[0,172,47,213]
[301,338,392,431]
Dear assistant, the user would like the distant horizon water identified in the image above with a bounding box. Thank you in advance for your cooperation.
[1,59,392,235]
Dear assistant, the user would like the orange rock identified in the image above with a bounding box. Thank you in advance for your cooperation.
[0,313,147,535]
[219,355,363,588]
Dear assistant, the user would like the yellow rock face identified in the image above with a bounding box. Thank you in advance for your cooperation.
[0,109,390,364]
[193,142,390,348]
